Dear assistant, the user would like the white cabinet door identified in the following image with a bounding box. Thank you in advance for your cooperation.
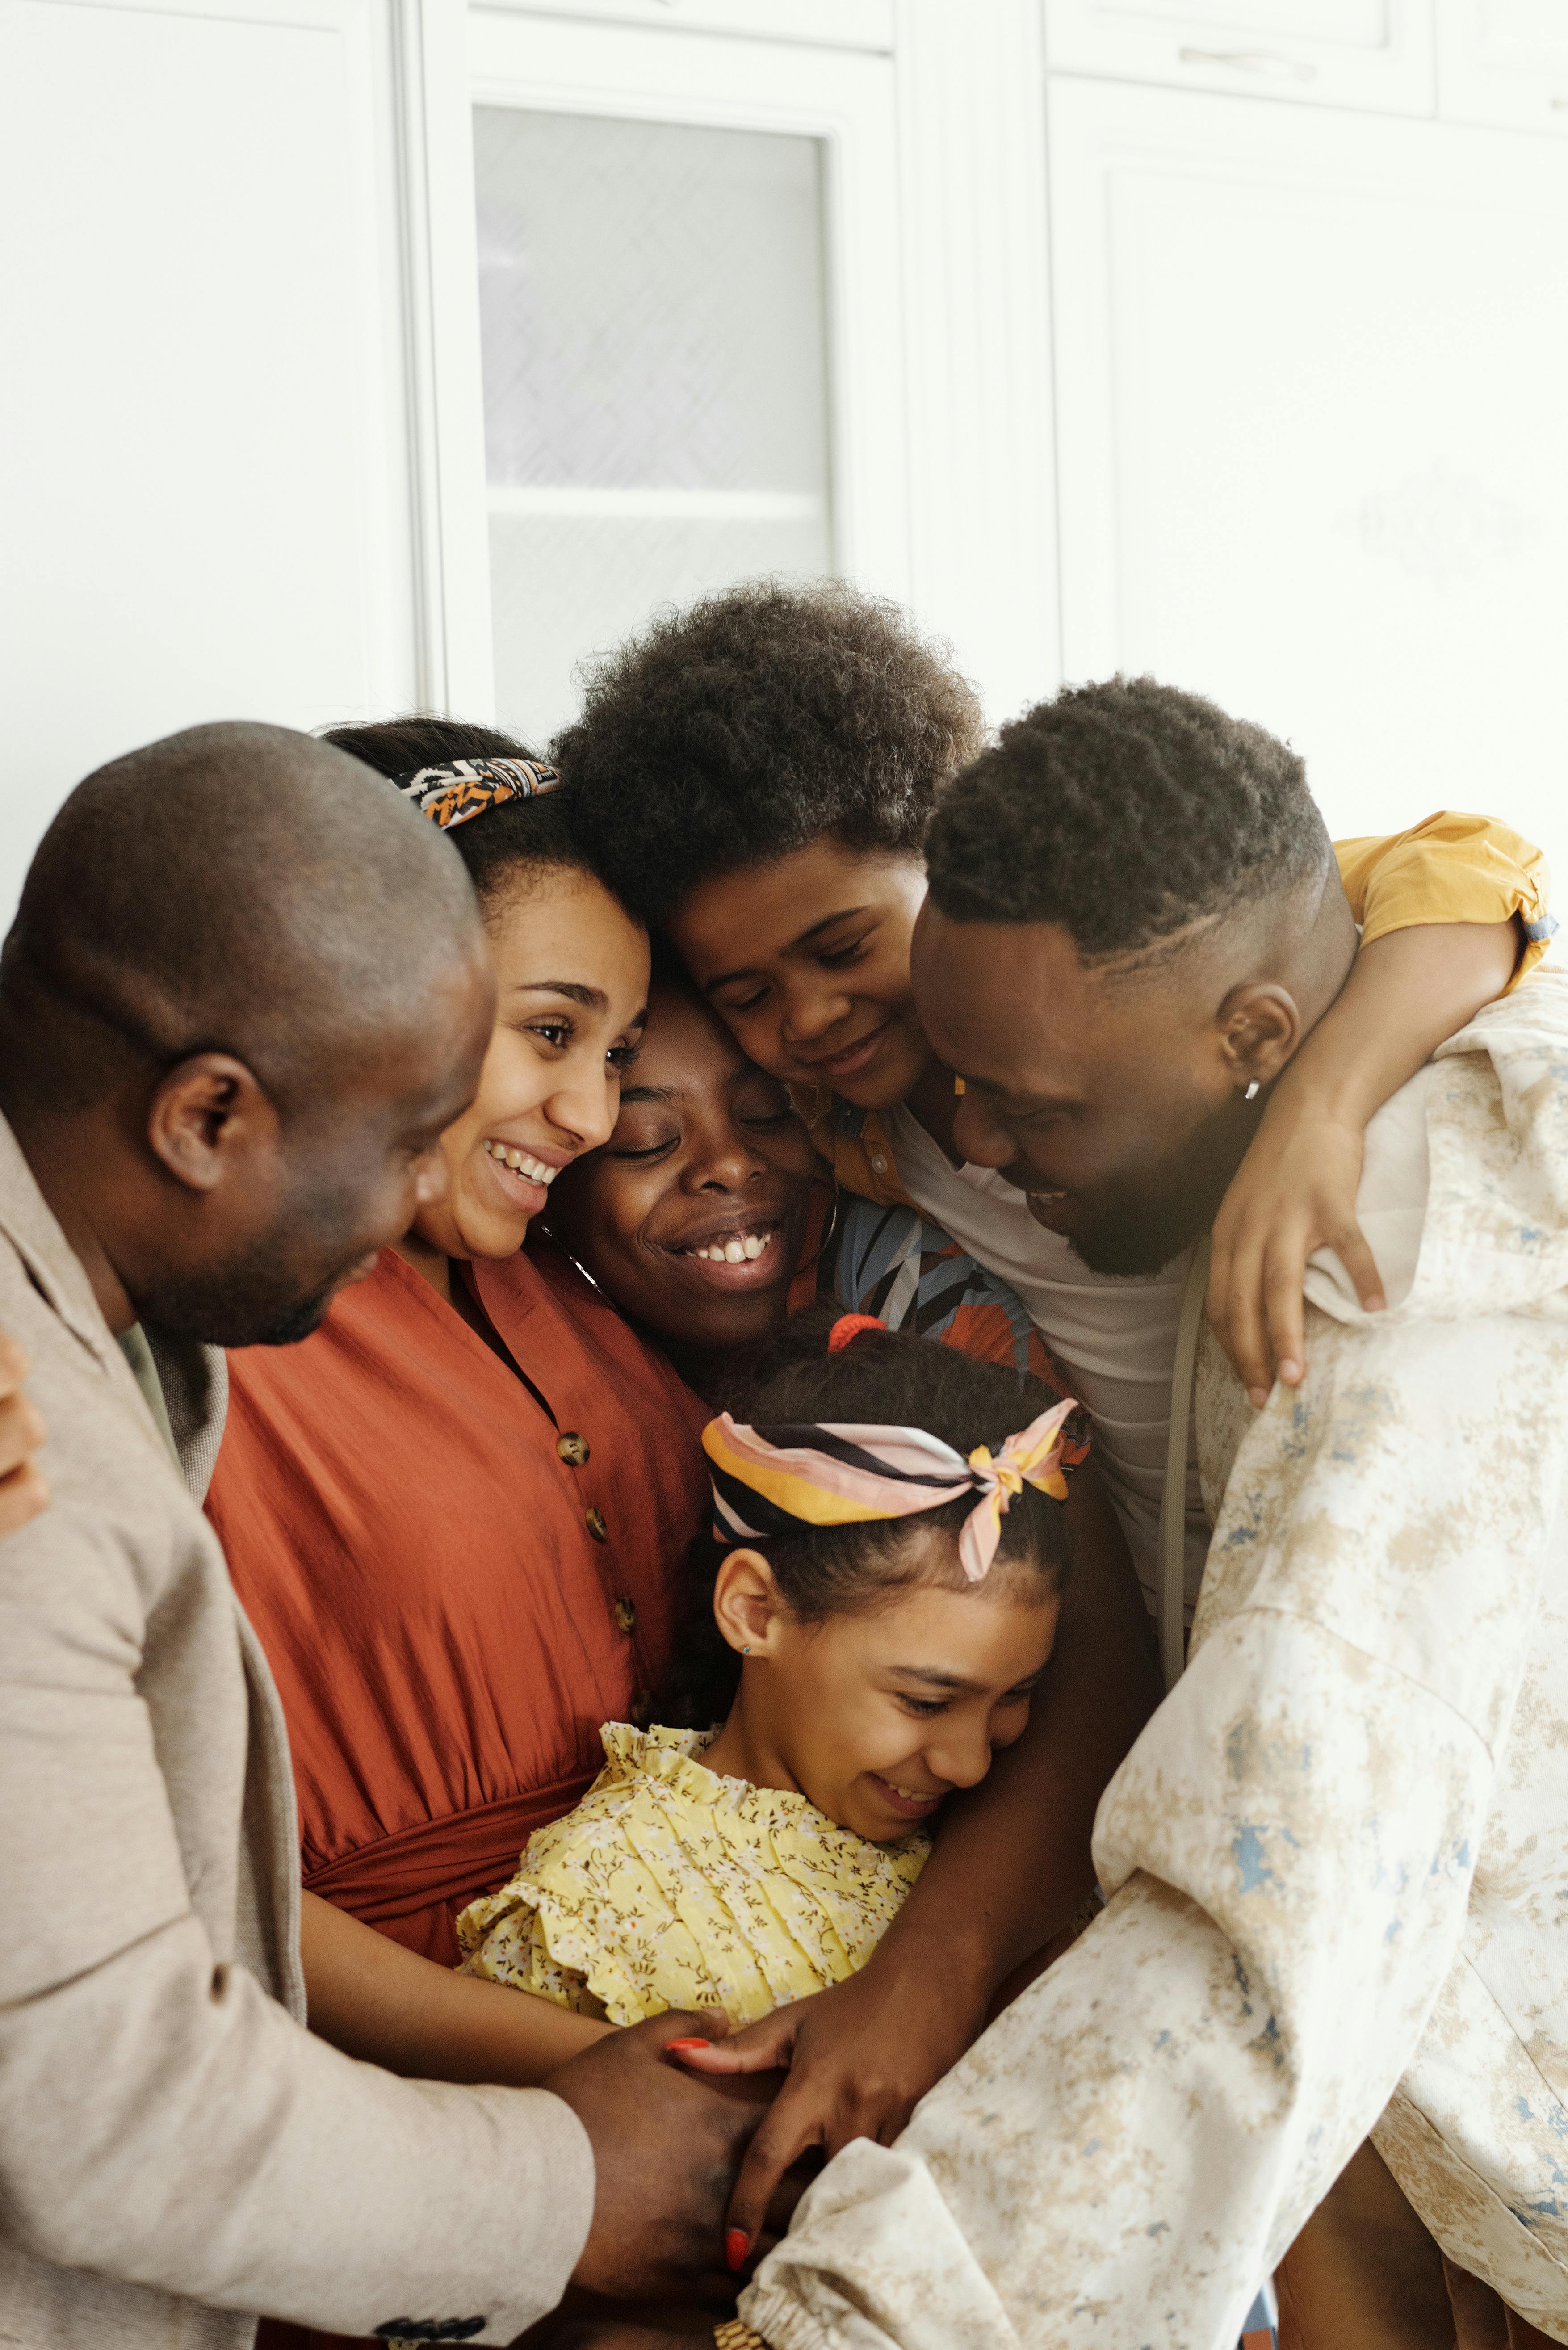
[1049,76,1568,882]
[0,0,421,923]
[1438,0,1568,134]
[1044,0,1436,116]
[451,10,907,747]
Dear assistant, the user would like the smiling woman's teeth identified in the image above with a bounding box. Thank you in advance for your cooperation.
[687,1229,775,1264]
[485,1141,559,1187]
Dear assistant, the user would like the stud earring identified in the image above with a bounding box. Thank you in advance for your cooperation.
[1245,1080,1261,1101]
[742,1644,751,1654]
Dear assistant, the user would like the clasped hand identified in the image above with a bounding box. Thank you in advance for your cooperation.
[543,1953,982,2296]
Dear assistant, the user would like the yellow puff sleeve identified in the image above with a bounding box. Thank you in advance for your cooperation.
[1333,813,1554,993]
[455,1724,929,2030]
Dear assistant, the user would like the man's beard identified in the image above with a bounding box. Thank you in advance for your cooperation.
[1066,1095,1254,1278]
[130,1223,357,1349]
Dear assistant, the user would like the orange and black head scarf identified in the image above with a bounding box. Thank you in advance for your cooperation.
[702,1318,1078,1584]
[390,755,562,831]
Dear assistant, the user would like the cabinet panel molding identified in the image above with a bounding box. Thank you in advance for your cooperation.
[1437,0,1568,134]
[1048,75,1568,882]
[470,0,894,52]
[893,0,1060,722]
[1044,0,1437,117]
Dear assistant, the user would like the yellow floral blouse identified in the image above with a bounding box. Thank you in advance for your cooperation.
[455,1723,930,2027]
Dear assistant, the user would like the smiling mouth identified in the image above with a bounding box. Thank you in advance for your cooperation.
[801,1021,890,1077]
[868,1772,944,1817]
[484,1140,562,1187]
[682,1224,777,1266]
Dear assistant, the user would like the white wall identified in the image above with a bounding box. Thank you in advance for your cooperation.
[0,0,423,923]
[4,0,1568,923]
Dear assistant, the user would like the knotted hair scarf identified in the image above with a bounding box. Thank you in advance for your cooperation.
[701,1395,1079,1584]
[390,755,562,832]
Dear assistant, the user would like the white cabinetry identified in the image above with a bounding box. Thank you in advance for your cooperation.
[1044,0,1436,116]
[0,0,421,916]
[1048,75,1568,872]
[435,1,1059,743]
[457,10,906,745]
[1437,0,1568,134]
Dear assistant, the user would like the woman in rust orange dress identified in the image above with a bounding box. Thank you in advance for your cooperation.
[210,719,711,1995]
[205,722,722,2350]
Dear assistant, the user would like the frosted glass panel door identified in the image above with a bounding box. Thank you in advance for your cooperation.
[477,108,833,745]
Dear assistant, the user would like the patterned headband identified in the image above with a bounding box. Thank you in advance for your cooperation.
[701,1396,1079,1584]
[390,755,562,832]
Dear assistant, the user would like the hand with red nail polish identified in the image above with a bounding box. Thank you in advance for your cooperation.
[545,2010,782,2301]
[725,2227,750,2273]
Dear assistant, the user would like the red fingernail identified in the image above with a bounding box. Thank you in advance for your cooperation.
[665,2037,711,2052]
[726,2228,750,2272]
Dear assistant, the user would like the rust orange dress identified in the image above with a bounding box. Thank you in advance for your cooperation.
[209,1239,711,1969]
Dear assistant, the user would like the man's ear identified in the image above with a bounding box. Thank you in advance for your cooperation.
[1215,981,1304,1095]
[146,1053,279,1195]
[712,1548,789,1657]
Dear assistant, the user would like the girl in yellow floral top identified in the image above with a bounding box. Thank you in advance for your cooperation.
[458,1313,1081,2044]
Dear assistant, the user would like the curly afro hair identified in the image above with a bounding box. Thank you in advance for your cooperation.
[552,579,986,926]
[925,676,1331,961]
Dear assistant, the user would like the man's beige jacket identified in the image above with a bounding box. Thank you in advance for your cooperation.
[0,1114,595,2349]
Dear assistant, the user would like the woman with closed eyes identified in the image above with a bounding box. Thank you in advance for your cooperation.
[544,955,1083,1412]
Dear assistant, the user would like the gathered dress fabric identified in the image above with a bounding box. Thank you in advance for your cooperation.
[208,1240,712,1970]
[458,1721,931,2027]
[210,1243,710,2350]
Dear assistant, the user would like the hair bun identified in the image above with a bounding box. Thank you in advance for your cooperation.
[827,1313,887,1353]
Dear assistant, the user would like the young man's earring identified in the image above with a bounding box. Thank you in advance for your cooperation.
[742,1644,751,1654]
[1245,1079,1261,1101]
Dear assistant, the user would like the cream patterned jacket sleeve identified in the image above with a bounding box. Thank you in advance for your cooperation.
[742,976,1568,2350]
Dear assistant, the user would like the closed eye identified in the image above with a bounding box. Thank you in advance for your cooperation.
[608,1133,679,1162]
[818,933,872,970]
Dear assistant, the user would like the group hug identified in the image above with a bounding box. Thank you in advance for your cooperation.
[2,578,1566,2350]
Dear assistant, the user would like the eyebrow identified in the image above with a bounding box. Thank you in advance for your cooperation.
[703,904,876,994]
[509,982,647,1032]
[889,1664,1043,1695]
[511,980,608,1009]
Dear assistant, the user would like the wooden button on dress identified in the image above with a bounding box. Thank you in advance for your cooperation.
[556,1432,590,1467]
[613,1597,636,1634]
[585,1507,608,1542]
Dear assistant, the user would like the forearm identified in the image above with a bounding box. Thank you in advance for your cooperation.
[302,1888,610,2085]
[1281,917,1518,1128]
[863,1467,1161,1995]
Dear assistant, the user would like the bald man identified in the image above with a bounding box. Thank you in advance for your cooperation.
[0,726,762,2350]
